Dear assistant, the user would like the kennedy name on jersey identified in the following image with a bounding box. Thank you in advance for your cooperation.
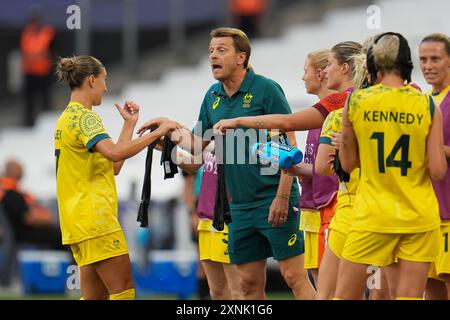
[363,110,424,125]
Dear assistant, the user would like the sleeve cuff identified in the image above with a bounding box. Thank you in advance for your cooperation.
[86,133,110,152]
[318,137,332,145]
[312,102,329,118]
[429,96,435,118]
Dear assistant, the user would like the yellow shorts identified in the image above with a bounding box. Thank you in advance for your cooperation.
[428,223,450,280]
[428,262,445,281]
[342,228,440,266]
[299,209,321,269]
[70,230,129,267]
[329,205,354,236]
[328,229,347,259]
[198,220,230,264]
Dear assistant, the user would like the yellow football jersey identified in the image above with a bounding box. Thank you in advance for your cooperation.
[55,102,121,244]
[319,108,360,233]
[348,84,440,233]
[429,85,450,105]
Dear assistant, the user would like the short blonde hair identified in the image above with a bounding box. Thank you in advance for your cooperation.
[210,27,251,68]
[308,48,330,70]
[362,34,382,53]
[372,34,401,74]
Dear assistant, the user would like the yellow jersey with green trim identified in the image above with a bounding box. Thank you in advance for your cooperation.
[54,102,121,244]
[429,85,450,106]
[319,108,360,233]
[347,83,440,233]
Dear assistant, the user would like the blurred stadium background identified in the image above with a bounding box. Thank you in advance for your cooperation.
[0,0,448,299]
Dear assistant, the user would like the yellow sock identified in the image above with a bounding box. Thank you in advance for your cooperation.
[395,297,423,300]
[109,288,135,300]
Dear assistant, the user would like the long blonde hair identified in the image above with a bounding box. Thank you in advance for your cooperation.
[308,48,330,70]
[351,53,368,89]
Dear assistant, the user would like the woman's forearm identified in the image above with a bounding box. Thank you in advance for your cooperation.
[236,107,325,132]
[236,114,293,131]
[114,120,137,175]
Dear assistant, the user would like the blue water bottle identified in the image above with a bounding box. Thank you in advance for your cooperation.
[252,141,303,169]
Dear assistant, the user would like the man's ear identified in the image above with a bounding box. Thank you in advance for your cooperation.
[237,52,246,67]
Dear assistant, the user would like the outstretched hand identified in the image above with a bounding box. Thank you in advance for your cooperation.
[136,117,183,139]
[136,117,170,137]
[158,120,184,136]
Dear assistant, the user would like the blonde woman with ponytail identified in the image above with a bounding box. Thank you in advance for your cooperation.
[336,32,447,300]
[313,50,368,300]
[54,55,181,300]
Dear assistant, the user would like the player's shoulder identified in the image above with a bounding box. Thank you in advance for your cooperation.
[319,91,349,112]
[66,102,90,115]
[324,108,344,130]
[328,108,343,118]
[60,102,97,124]
[349,84,384,104]
[409,82,422,93]
[58,103,103,139]
[401,84,426,98]
[57,104,80,128]
[68,104,100,126]
[323,109,337,124]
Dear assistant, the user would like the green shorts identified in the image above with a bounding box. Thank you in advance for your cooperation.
[227,199,304,265]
